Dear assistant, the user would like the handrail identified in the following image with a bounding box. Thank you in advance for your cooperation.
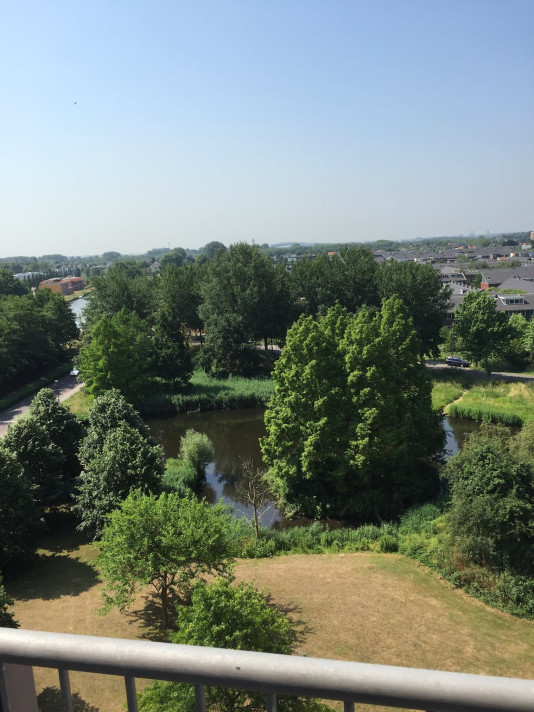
[1,628,533,712]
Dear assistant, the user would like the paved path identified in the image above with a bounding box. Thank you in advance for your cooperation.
[426,361,534,382]
[0,375,84,437]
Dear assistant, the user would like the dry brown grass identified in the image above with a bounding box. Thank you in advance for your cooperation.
[8,534,534,712]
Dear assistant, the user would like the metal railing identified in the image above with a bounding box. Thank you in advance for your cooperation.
[0,628,532,712]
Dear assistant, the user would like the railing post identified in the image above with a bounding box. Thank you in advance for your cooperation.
[266,691,277,712]
[194,684,206,712]
[58,668,73,712]
[124,676,138,712]
[343,702,354,712]
[0,663,38,712]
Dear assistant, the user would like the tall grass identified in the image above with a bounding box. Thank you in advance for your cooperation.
[446,381,534,425]
[431,381,464,411]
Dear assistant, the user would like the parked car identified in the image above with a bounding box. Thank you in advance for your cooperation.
[70,368,80,377]
[445,356,470,368]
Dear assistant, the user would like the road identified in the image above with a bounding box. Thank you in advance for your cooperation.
[425,361,534,382]
[0,375,84,437]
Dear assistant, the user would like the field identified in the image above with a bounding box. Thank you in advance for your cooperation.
[446,380,534,425]
[8,528,534,712]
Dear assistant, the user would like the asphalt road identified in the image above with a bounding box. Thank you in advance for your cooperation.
[0,374,84,437]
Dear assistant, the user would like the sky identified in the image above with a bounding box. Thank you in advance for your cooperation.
[0,1,533,258]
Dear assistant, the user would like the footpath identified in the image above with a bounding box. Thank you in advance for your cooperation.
[0,375,84,437]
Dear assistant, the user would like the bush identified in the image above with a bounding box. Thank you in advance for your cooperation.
[161,460,197,496]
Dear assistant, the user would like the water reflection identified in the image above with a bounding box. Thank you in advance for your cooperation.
[148,409,480,527]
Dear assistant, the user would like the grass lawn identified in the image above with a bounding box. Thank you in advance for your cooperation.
[8,532,534,712]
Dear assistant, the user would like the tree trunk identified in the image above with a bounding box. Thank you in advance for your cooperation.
[161,584,169,628]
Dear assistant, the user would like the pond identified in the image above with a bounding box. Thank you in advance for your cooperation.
[148,409,481,528]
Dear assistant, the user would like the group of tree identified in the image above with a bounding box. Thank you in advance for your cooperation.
[78,244,451,395]
[0,283,78,393]
[0,389,84,571]
[261,298,445,521]
[441,423,534,599]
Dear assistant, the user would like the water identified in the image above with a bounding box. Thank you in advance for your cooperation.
[148,409,283,527]
[148,409,480,527]
[69,295,88,327]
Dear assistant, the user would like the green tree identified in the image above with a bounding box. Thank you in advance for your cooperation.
[3,417,65,506]
[74,423,164,538]
[26,388,84,488]
[289,247,379,316]
[98,492,237,627]
[160,247,188,270]
[78,308,153,402]
[202,241,227,261]
[158,263,203,335]
[444,425,534,576]
[0,268,27,296]
[138,577,328,712]
[199,243,292,369]
[262,299,442,520]
[376,261,451,356]
[152,305,193,387]
[452,292,510,373]
[0,445,42,570]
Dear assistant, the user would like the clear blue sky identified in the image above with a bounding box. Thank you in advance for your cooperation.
[1,0,532,257]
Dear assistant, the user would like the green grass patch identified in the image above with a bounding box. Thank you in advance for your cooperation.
[0,363,73,412]
[431,381,465,411]
[62,388,93,418]
[446,381,534,425]
[67,370,275,419]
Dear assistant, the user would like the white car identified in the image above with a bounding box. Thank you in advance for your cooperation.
[70,368,80,377]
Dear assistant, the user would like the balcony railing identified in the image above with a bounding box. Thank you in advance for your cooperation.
[0,628,533,712]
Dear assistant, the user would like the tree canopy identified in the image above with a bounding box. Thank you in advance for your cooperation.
[74,391,164,537]
[98,492,238,627]
[262,299,443,520]
[444,424,534,576]
[452,291,510,372]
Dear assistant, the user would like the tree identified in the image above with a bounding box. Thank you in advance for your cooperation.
[78,307,153,402]
[262,299,443,520]
[199,243,293,369]
[452,292,510,373]
[152,305,193,387]
[3,417,65,507]
[376,260,451,356]
[0,268,27,296]
[98,492,238,627]
[158,263,203,335]
[444,425,534,576]
[138,577,328,712]
[236,458,272,537]
[0,444,42,570]
[289,247,379,316]
[74,423,164,538]
[26,388,84,488]
[160,247,188,270]
[202,241,227,261]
